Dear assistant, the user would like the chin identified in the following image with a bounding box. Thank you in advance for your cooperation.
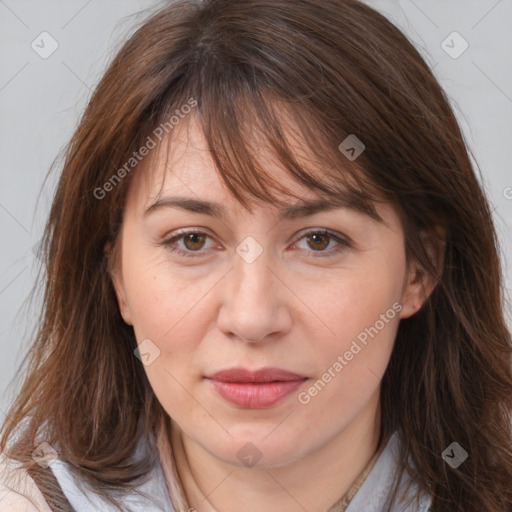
[200,431,307,469]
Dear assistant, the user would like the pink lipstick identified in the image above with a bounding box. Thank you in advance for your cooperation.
[205,367,307,408]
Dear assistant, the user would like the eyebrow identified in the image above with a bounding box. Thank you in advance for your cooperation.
[143,194,380,221]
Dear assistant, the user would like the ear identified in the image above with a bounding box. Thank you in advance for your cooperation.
[105,241,133,325]
[399,226,446,319]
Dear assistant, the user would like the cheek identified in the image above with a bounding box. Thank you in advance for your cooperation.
[126,267,215,419]
[295,249,405,401]
[301,250,404,343]
[123,258,223,411]
[122,251,216,345]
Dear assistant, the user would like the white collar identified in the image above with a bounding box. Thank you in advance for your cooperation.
[49,434,175,511]
[345,432,432,512]
[49,431,431,512]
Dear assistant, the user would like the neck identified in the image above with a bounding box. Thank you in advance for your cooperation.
[169,390,382,512]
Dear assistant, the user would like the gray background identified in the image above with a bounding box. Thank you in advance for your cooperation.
[1,0,511,417]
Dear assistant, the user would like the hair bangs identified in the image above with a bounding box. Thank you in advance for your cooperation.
[148,75,386,224]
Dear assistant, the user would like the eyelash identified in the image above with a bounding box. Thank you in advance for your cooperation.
[160,229,352,259]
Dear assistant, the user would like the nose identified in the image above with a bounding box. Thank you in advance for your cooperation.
[216,247,293,343]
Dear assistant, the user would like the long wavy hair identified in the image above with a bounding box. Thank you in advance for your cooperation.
[1,0,511,511]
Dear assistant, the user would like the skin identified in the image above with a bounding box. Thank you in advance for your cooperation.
[110,115,439,512]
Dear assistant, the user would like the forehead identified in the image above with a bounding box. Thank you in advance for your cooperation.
[121,108,398,232]
[125,113,337,214]
[119,113,403,238]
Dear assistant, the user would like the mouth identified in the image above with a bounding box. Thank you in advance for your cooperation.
[204,367,308,409]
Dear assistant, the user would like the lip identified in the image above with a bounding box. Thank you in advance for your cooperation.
[205,367,308,409]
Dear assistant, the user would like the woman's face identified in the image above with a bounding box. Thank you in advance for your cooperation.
[111,116,425,468]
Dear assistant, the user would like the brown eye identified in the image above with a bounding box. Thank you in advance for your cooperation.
[292,229,351,257]
[306,233,330,251]
[183,232,207,251]
[161,230,215,258]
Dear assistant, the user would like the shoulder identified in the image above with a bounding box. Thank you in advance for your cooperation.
[0,452,52,512]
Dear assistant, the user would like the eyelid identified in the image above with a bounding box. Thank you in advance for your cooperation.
[161,228,220,258]
[289,228,352,256]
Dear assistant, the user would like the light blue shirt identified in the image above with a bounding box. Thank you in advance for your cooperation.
[49,431,432,511]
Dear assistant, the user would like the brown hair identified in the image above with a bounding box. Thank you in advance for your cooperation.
[1,0,511,511]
